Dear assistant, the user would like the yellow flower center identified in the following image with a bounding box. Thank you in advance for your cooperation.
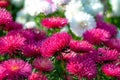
[11,65,19,71]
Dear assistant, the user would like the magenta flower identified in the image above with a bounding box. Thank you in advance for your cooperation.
[41,17,68,29]
[0,0,9,7]
[0,35,26,55]
[105,38,120,51]
[7,29,35,42]
[97,21,118,38]
[28,72,48,80]
[83,28,111,45]
[0,8,12,25]
[40,32,71,57]
[1,59,32,79]
[33,57,54,72]
[4,21,23,31]
[0,64,6,79]
[67,54,97,79]
[23,42,41,57]
[69,40,94,53]
[61,50,77,61]
[102,63,120,78]
[97,48,119,62]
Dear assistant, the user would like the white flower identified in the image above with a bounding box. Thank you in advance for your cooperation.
[69,12,96,37]
[11,0,24,7]
[65,0,83,22]
[24,21,37,29]
[24,0,57,16]
[82,0,104,16]
[16,9,35,25]
[109,0,120,16]
[16,9,28,24]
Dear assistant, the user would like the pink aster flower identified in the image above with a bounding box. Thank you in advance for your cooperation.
[23,42,41,57]
[7,29,35,42]
[4,21,23,31]
[61,50,77,61]
[40,32,71,57]
[0,64,6,79]
[96,21,118,38]
[69,40,94,53]
[97,48,119,63]
[33,57,54,72]
[105,38,120,51]
[83,28,111,45]
[0,35,26,55]
[0,8,12,25]
[0,0,9,7]
[2,59,32,79]
[28,72,48,80]
[41,17,68,29]
[102,63,120,78]
[67,54,97,79]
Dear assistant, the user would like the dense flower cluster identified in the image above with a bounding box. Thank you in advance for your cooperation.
[0,0,120,80]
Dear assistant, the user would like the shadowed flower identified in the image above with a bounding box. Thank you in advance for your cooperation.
[41,17,68,29]
[105,38,120,52]
[4,21,23,31]
[40,32,71,57]
[28,72,48,80]
[33,57,54,72]
[2,59,32,79]
[97,21,118,38]
[83,28,111,45]
[23,42,41,57]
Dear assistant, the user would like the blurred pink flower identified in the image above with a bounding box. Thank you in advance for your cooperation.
[41,17,68,29]
[33,57,54,72]
[28,72,48,80]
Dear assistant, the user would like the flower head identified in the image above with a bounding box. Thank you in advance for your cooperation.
[0,0,10,7]
[102,63,120,78]
[23,42,41,57]
[97,48,119,62]
[0,8,12,25]
[0,35,26,55]
[40,32,71,57]
[41,17,68,29]
[83,28,111,45]
[97,21,118,38]
[67,54,97,79]
[105,38,120,51]
[69,40,94,53]
[2,59,32,79]
[28,72,48,80]
[33,57,54,72]
[69,12,96,37]
[24,0,57,16]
